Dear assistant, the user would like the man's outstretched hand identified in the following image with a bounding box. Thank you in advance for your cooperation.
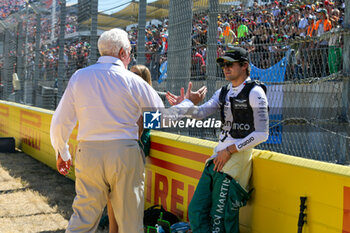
[166,82,207,106]
[185,82,207,105]
[57,153,71,176]
[166,87,185,106]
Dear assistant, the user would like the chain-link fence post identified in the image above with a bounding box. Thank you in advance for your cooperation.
[207,0,218,101]
[137,0,146,65]
[166,0,193,135]
[1,30,9,100]
[33,13,41,106]
[78,0,90,32]
[167,0,192,92]
[3,30,11,100]
[23,5,30,105]
[339,0,350,163]
[17,21,24,103]
[0,31,4,99]
[57,0,66,106]
[89,0,98,65]
[51,0,56,42]
[341,0,350,121]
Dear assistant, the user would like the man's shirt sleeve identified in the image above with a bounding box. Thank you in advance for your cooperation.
[187,89,221,119]
[50,77,77,161]
[234,85,269,151]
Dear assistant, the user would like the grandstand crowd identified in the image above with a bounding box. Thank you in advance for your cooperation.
[0,0,37,20]
[126,0,346,79]
[0,0,347,83]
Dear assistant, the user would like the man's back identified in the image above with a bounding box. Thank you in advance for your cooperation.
[64,56,163,141]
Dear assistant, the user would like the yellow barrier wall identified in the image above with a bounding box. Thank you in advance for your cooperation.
[0,101,78,180]
[1,100,350,233]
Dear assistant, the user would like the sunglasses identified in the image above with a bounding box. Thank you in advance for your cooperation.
[219,62,235,68]
[132,71,141,76]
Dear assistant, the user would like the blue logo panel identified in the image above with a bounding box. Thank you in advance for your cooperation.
[143,111,161,129]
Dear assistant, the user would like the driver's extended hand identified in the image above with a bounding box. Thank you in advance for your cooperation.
[166,82,207,106]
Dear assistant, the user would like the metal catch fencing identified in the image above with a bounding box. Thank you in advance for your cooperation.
[0,0,349,164]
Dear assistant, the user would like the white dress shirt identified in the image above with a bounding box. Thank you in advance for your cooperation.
[50,56,193,161]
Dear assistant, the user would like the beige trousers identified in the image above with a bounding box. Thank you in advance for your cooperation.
[66,139,145,233]
[209,147,253,190]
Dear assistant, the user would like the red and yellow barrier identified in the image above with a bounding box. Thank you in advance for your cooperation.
[144,131,215,221]
[0,101,78,180]
[1,100,350,233]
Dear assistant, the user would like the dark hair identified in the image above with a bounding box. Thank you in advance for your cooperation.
[239,61,251,76]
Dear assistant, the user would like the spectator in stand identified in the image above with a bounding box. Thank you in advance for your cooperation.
[222,22,236,46]
[217,21,223,40]
[272,1,281,18]
[324,0,335,14]
[237,19,249,42]
[199,46,207,63]
[192,48,206,76]
[328,10,342,74]
[192,24,201,46]
[145,30,153,43]
[230,16,239,37]
[247,16,257,35]
[330,7,341,20]
[300,15,317,76]
[251,25,270,68]
[198,24,208,45]
[315,8,332,76]
[265,14,274,29]
[298,7,311,37]
[306,15,317,37]
[160,34,168,55]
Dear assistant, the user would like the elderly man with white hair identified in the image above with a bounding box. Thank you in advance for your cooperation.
[50,28,206,233]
